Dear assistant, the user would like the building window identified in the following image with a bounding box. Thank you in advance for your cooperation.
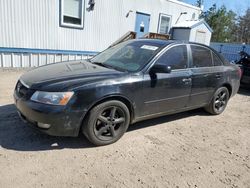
[158,14,172,34]
[60,0,84,29]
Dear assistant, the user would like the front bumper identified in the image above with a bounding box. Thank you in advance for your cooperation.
[14,93,85,137]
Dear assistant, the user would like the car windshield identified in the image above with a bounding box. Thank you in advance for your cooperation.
[90,40,164,72]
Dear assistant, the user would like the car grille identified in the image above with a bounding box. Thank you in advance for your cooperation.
[15,80,29,98]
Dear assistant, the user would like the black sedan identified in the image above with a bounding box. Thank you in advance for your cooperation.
[236,51,250,86]
[14,39,241,146]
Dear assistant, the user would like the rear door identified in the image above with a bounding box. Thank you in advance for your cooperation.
[210,51,226,87]
[188,45,217,107]
[141,44,192,116]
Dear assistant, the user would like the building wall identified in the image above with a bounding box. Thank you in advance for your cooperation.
[172,29,191,41]
[0,0,201,52]
[0,0,201,67]
[172,24,211,46]
[189,24,211,45]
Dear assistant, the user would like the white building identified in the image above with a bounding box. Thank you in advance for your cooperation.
[0,0,203,67]
[172,20,212,45]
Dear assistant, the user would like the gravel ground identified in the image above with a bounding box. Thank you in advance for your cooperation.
[0,69,250,188]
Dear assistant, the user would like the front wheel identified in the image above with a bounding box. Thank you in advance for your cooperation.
[204,87,230,115]
[82,100,130,146]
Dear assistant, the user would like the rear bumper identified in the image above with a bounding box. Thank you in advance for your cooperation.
[241,75,250,85]
[14,93,85,137]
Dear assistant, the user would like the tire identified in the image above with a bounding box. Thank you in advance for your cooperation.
[204,87,230,115]
[82,100,130,146]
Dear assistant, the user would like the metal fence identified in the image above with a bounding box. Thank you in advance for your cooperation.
[210,42,250,62]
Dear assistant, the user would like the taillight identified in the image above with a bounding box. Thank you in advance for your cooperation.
[237,67,243,78]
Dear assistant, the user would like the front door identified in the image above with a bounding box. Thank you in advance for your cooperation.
[135,12,150,38]
[141,45,192,116]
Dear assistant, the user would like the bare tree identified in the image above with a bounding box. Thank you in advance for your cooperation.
[196,0,204,8]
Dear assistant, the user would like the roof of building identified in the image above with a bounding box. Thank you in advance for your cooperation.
[172,19,213,33]
[167,0,202,11]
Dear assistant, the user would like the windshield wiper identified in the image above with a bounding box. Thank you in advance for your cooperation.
[92,62,111,68]
[92,62,127,72]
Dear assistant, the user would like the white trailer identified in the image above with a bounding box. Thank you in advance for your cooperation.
[0,0,202,67]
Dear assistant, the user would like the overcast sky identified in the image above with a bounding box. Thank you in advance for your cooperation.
[183,0,250,15]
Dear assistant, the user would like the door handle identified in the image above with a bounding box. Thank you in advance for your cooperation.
[182,78,192,83]
[215,74,222,79]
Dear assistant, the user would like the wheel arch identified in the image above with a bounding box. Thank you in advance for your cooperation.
[207,83,232,107]
[80,94,135,130]
[221,83,232,97]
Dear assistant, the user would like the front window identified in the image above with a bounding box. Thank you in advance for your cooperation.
[155,45,188,70]
[60,0,84,29]
[90,41,164,72]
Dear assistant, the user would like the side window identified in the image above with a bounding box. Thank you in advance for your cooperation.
[191,45,213,68]
[212,52,223,66]
[60,0,84,29]
[156,45,188,70]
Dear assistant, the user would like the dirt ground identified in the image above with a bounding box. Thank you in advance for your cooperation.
[0,69,250,188]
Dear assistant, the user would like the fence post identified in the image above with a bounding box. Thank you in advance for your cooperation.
[219,44,223,53]
[11,53,14,67]
[1,53,3,67]
[29,53,32,67]
[54,54,56,64]
[242,45,246,52]
[20,54,23,68]
[46,54,48,65]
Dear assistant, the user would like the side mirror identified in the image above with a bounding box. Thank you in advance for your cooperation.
[150,64,171,74]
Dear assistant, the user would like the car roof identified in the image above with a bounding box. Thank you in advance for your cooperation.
[130,39,225,62]
[131,38,210,48]
[131,39,175,46]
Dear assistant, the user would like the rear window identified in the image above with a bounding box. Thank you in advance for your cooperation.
[191,45,213,68]
[212,52,223,66]
[218,53,229,65]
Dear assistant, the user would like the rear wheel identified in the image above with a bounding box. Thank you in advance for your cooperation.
[83,100,130,146]
[205,87,229,115]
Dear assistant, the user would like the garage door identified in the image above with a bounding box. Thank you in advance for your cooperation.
[195,31,206,44]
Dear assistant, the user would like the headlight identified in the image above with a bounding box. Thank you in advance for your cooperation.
[31,91,74,105]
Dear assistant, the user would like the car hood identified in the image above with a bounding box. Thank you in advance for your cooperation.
[20,60,125,91]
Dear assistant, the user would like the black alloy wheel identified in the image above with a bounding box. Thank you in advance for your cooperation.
[205,87,229,115]
[214,90,227,112]
[83,100,130,146]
